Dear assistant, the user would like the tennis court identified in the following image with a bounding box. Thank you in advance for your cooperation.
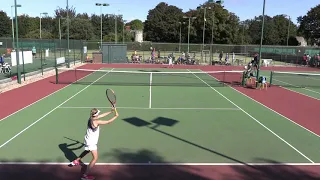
[0,65,320,179]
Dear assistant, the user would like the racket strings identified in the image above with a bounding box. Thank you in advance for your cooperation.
[106,89,116,104]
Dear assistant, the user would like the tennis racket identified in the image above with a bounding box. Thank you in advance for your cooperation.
[106,88,117,113]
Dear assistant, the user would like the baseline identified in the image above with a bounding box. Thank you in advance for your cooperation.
[0,162,320,166]
[58,106,240,111]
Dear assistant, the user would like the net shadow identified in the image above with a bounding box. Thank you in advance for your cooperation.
[227,158,319,180]
[121,117,252,167]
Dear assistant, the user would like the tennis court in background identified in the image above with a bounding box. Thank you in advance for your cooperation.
[0,66,320,167]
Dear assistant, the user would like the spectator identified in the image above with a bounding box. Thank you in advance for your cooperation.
[302,54,307,66]
[219,51,223,62]
[32,46,36,58]
[0,54,4,66]
[225,53,229,64]
[307,54,311,66]
[232,52,235,64]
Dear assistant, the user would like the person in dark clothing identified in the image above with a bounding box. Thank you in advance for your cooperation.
[0,54,4,66]
[251,53,259,69]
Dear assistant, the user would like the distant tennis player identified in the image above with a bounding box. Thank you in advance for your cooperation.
[168,54,173,68]
[69,108,119,180]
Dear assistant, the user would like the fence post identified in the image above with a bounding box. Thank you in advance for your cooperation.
[73,40,76,66]
[54,43,58,84]
[21,47,25,81]
[40,42,43,75]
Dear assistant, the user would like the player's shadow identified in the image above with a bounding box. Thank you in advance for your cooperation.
[122,116,251,167]
[58,137,84,164]
[101,148,214,180]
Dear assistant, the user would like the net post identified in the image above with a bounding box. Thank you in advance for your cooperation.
[241,71,246,86]
[55,66,59,84]
[269,71,273,87]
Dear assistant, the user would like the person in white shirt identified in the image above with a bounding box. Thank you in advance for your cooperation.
[69,108,119,180]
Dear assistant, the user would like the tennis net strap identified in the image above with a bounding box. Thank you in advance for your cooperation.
[55,67,245,87]
[270,71,320,88]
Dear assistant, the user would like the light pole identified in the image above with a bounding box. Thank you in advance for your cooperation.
[178,22,185,53]
[40,12,48,39]
[66,0,70,67]
[255,0,266,87]
[58,17,66,56]
[183,16,196,53]
[95,3,109,49]
[11,4,21,50]
[122,20,127,44]
[14,0,21,84]
[115,10,120,44]
[210,12,215,64]
[284,15,291,47]
[199,6,212,50]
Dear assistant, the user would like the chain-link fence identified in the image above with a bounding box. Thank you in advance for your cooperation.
[0,38,84,83]
[82,41,320,66]
[1,37,320,83]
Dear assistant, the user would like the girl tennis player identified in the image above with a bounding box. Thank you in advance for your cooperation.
[69,107,119,180]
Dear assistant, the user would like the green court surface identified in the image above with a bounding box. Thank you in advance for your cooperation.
[1,68,320,165]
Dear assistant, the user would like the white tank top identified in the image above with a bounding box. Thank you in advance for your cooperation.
[84,118,100,145]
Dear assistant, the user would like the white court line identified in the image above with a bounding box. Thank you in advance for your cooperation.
[187,69,315,163]
[274,79,320,97]
[149,73,153,108]
[0,162,319,166]
[0,68,115,149]
[58,106,240,111]
[0,66,96,123]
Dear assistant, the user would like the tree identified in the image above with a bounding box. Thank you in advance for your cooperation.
[298,4,320,46]
[126,19,144,30]
[60,17,94,40]
[144,2,185,42]
[185,2,241,44]
[272,15,297,45]
[54,6,76,18]
[0,11,11,37]
[15,14,37,38]
[25,29,54,39]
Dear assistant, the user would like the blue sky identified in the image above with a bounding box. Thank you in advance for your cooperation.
[1,0,319,24]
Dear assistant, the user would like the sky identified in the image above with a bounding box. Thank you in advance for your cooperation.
[1,0,319,24]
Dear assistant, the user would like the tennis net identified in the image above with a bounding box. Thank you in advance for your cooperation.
[54,68,246,87]
[270,71,320,88]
